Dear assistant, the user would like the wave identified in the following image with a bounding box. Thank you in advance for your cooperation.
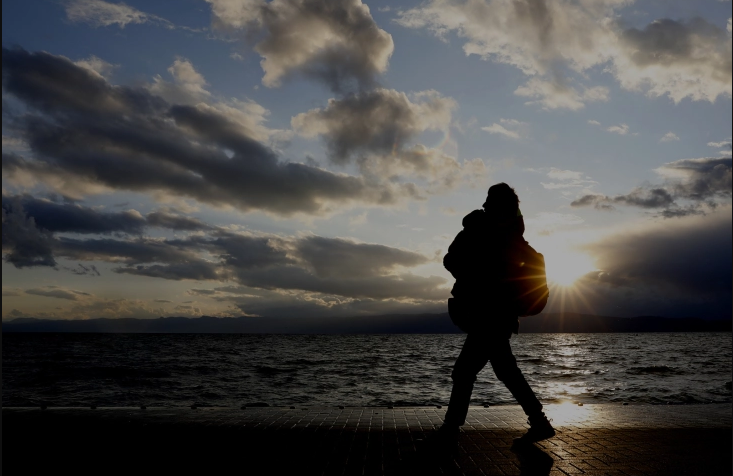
[626,365,681,375]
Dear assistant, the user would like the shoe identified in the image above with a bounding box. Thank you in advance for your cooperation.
[514,413,555,445]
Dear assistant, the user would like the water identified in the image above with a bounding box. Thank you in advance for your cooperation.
[3,333,731,407]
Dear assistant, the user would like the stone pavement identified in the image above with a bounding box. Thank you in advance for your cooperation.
[3,404,730,476]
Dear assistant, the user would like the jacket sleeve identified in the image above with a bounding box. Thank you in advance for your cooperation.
[443,230,466,279]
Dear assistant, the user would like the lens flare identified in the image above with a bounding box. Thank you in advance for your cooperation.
[544,248,596,287]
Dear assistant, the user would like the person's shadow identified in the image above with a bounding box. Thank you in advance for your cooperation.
[511,440,555,475]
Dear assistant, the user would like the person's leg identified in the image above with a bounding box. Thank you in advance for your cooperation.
[489,336,555,443]
[443,333,491,427]
[488,337,543,418]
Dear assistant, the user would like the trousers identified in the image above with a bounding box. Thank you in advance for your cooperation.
[444,332,543,426]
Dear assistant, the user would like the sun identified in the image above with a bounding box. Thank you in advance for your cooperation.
[543,247,596,287]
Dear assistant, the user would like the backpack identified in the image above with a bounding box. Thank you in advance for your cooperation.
[509,240,549,317]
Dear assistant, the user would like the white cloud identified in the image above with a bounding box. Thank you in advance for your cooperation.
[607,123,630,135]
[708,138,732,156]
[660,132,680,143]
[547,168,583,181]
[481,118,527,139]
[514,78,609,110]
[587,120,602,126]
[206,0,394,91]
[65,0,164,28]
[74,55,118,79]
[148,58,287,144]
[397,1,732,106]
[148,57,212,105]
[539,167,597,190]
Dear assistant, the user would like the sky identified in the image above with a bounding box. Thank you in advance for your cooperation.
[2,0,731,322]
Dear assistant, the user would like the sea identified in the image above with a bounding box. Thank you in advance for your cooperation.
[2,333,731,408]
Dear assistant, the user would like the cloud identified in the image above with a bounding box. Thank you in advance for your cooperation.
[112,231,448,302]
[148,57,212,105]
[481,119,527,139]
[537,167,597,190]
[606,123,630,135]
[65,0,165,29]
[397,1,732,106]
[25,285,92,301]
[74,55,117,79]
[146,58,290,145]
[2,195,211,236]
[292,88,483,191]
[66,263,101,276]
[2,195,147,235]
[571,157,732,216]
[2,287,24,297]
[206,0,394,92]
[1,196,450,306]
[614,18,732,103]
[660,132,680,143]
[708,138,732,156]
[145,211,210,231]
[1,48,423,216]
[2,198,57,268]
[568,208,732,318]
[514,78,609,110]
[656,157,733,202]
[293,88,454,161]
[587,120,601,126]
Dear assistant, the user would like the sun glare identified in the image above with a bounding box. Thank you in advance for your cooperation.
[543,248,596,287]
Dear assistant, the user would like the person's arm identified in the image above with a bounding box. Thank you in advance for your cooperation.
[443,230,467,279]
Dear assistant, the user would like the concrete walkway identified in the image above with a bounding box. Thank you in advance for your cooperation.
[3,404,730,475]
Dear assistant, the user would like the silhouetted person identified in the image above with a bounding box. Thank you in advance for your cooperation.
[440,183,555,444]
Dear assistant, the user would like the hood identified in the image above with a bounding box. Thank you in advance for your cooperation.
[462,209,525,237]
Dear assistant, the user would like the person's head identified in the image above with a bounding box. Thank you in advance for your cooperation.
[483,182,520,218]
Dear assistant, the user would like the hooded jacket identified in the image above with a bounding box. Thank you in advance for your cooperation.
[443,208,525,323]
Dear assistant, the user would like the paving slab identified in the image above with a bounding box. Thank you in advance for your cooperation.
[3,404,730,476]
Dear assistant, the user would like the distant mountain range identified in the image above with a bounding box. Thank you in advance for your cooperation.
[2,313,730,333]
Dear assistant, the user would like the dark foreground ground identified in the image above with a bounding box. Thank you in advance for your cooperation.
[3,404,730,476]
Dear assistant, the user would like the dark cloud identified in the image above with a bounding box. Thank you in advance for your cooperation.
[1,199,57,268]
[1,194,448,303]
[292,88,454,162]
[663,158,732,201]
[110,230,446,301]
[56,236,198,265]
[294,235,428,278]
[116,261,223,281]
[571,157,732,216]
[145,211,210,231]
[620,18,732,91]
[1,48,418,216]
[65,263,102,276]
[2,194,146,234]
[552,210,733,319]
[207,0,394,92]
[292,89,482,191]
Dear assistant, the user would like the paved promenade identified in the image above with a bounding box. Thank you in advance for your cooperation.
[3,403,730,475]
